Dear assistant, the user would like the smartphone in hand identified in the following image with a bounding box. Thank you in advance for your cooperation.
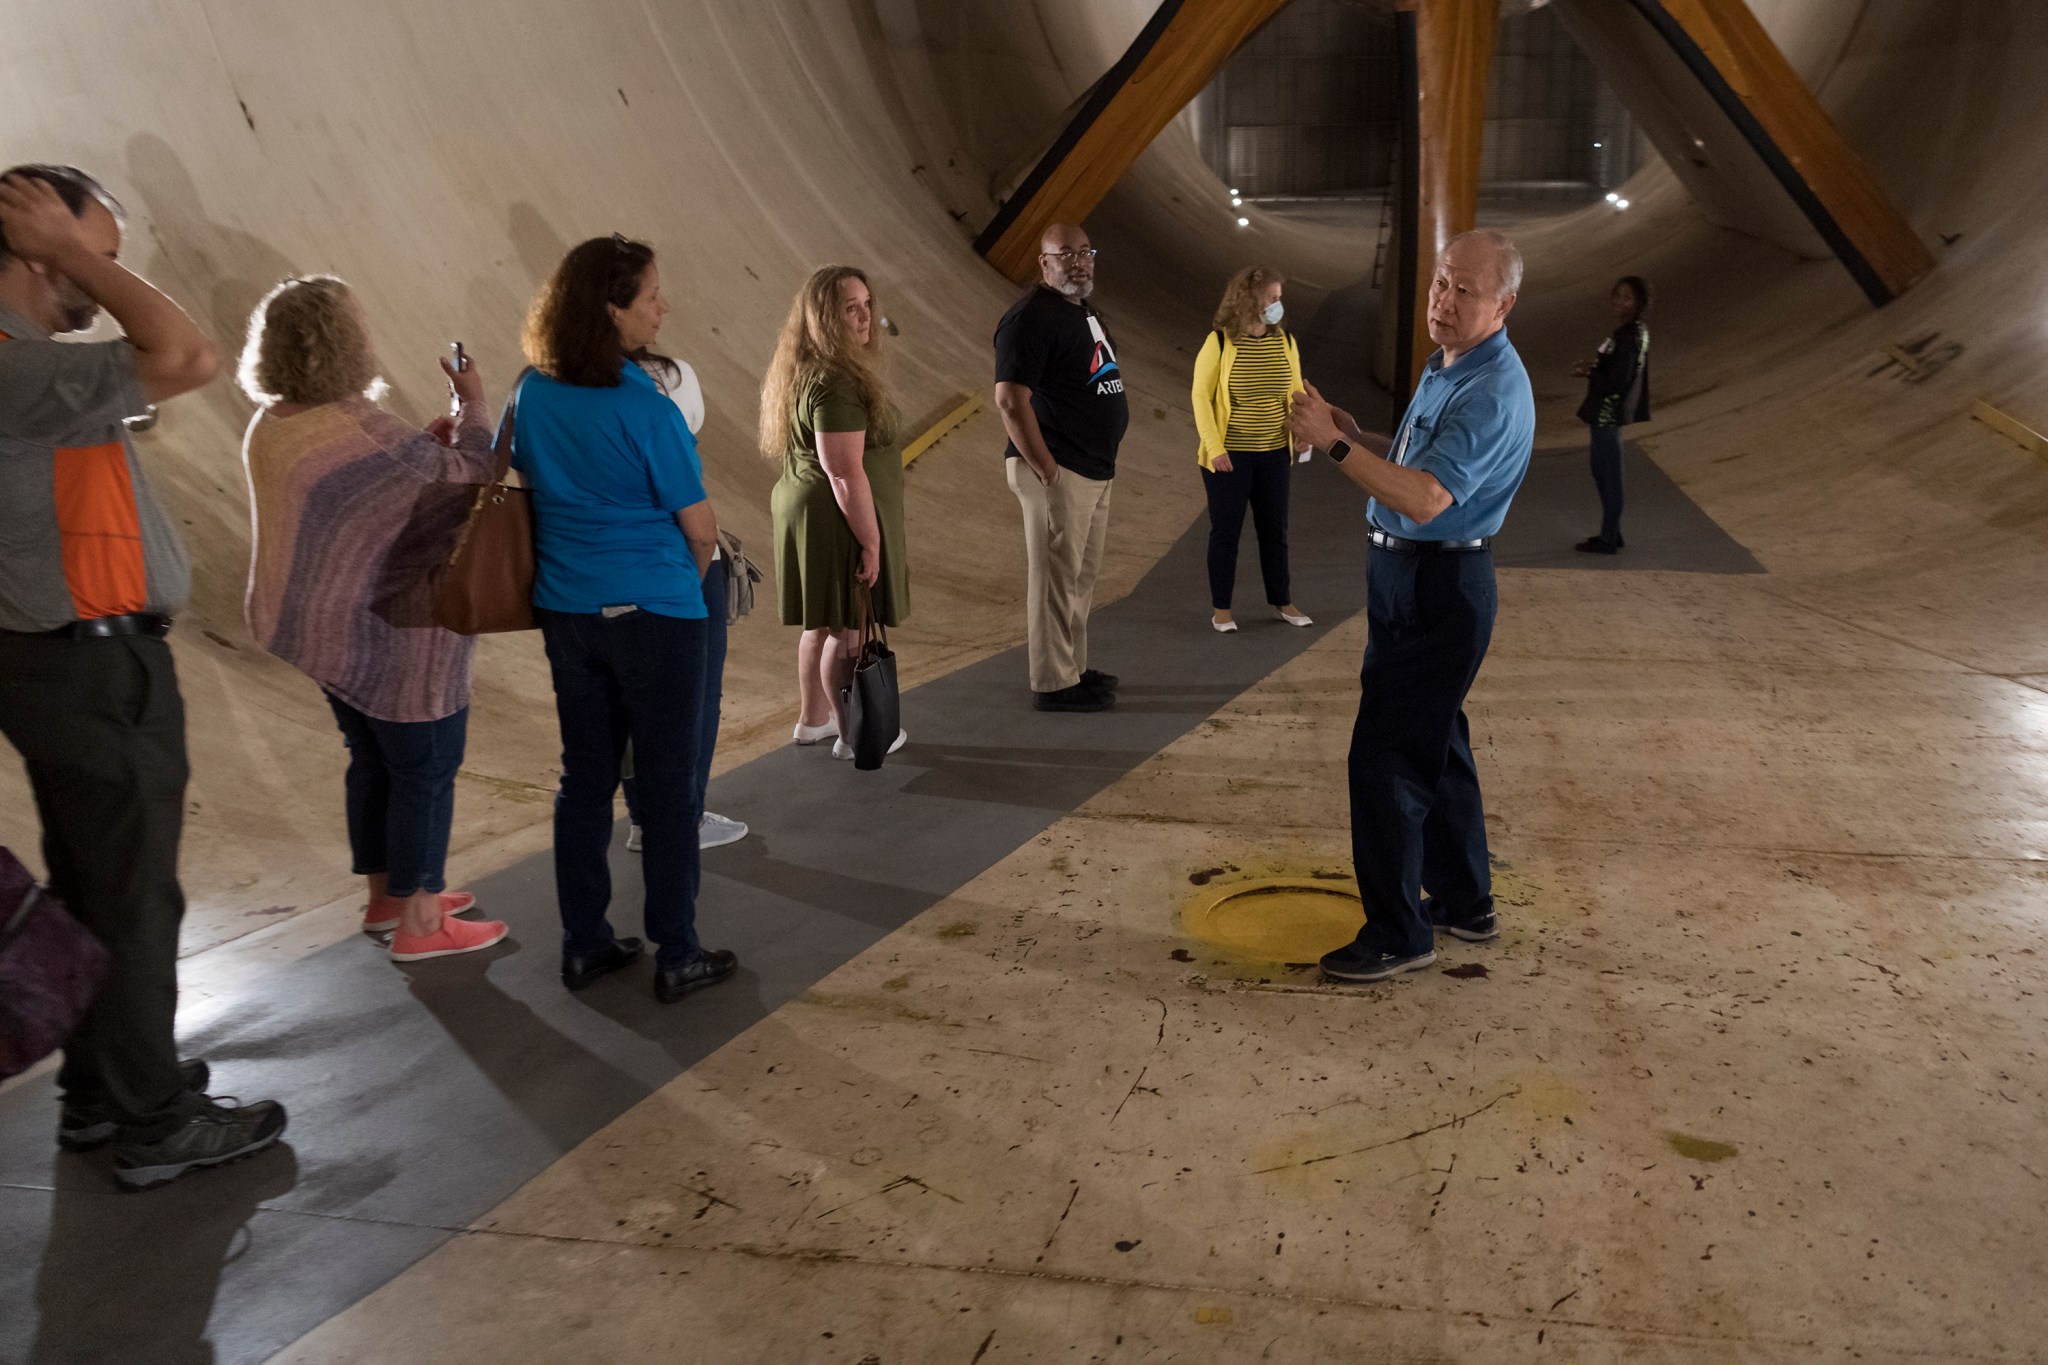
[450,341,468,373]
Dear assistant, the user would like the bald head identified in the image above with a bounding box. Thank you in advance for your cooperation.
[1037,222,1096,300]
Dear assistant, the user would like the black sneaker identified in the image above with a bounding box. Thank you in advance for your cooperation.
[1033,683,1111,712]
[58,1059,210,1152]
[110,1095,288,1191]
[1574,536,1620,555]
[1080,669,1119,692]
[1320,942,1437,983]
[1425,896,1499,943]
[562,936,645,990]
[654,947,738,1003]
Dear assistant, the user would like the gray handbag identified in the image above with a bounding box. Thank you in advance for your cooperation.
[719,529,761,624]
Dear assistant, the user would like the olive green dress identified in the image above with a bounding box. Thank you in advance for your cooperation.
[771,372,910,630]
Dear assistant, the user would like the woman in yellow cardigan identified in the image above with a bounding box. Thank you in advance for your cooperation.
[1191,266,1313,633]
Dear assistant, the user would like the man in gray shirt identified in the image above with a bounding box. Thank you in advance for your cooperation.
[0,166,286,1189]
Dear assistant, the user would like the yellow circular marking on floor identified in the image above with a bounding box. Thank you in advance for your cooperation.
[1181,877,1364,963]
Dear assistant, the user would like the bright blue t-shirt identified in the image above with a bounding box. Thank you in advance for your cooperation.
[509,362,708,618]
[1370,327,1535,542]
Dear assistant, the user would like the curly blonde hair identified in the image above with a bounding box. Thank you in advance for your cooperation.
[237,276,380,405]
[757,265,895,459]
[1212,265,1285,338]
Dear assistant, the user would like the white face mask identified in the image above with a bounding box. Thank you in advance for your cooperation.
[1262,299,1285,325]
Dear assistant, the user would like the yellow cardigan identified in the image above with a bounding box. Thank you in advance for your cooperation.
[1190,327,1306,471]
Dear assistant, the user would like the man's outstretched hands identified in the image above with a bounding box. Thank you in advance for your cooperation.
[1289,382,1356,451]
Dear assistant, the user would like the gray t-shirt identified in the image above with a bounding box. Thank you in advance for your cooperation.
[0,303,190,631]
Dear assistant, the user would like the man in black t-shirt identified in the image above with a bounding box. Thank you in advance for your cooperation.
[993,222,1130,712]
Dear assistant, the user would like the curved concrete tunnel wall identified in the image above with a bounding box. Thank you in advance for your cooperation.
[2,1,2044,954]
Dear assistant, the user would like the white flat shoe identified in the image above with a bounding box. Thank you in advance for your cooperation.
[833,729,909,761]
[1211,617,1238,634]
[793,719,839,745]
[1278,609,1314,627]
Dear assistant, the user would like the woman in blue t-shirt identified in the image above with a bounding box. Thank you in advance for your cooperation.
[511,234,736,1004]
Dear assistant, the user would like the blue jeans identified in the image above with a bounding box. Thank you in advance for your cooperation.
[324,693,467,898]
[1345,546,1498,957]
[1588,424,1624,545]
[538,605,707,969]
[623,557,726,823]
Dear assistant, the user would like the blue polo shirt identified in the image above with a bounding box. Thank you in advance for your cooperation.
[509,362,708,618]
[1371,327,1535,541]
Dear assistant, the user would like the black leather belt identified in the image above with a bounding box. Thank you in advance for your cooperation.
[1368,527,1490,553]
[18,613,174,640]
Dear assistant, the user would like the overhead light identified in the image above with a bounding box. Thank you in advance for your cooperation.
[1236,216,1250,228]
[1231,196,1242,206]
[1229,187,1239,195]
[1593,141,1603,148]
[1615,198,1631,210]
[1605,192,1619,203]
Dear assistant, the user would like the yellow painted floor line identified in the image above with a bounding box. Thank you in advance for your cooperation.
[903,393,982,466]
[1970,398,2048,461]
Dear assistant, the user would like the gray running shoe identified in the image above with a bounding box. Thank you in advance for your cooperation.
[699,812,748,849]
[110,1095,288,1191]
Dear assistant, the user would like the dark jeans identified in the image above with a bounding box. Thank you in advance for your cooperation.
[1588,424,1624,545]
[1201,448,1292,609]
[539,605,707,969]
[623,558,726,823]
[323,694,467,897]
[0,632,192,1127]
[1347,546,1499,958]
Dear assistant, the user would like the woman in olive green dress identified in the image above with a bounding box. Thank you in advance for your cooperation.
[760,265,909,759]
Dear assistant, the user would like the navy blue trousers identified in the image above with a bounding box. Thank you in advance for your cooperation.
[1347,545,1498,957]
[623,557,728,823]
[1201,448,1293,609]
[324,694,467,897]
[1588,424,1624,545]
[538,606,707,969]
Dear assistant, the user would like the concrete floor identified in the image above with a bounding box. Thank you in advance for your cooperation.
[4,1,2048,1361]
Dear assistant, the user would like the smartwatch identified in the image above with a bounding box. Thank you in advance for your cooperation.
[1325,439,1351,463]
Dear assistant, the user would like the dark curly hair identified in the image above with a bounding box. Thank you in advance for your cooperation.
[0,164,124,266]
[1616,275,1652,320]
[523,234,659,388]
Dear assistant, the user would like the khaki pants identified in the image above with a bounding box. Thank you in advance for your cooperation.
[1007,458,1113,693]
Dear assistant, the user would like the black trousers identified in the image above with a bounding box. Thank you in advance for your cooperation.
[1588,424,1624,545]
[1201,448,1292,610]
[1346,546,1498,957]
[538,607,707,971]
[0,631,192,1126]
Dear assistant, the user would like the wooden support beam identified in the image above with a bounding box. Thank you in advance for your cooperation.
[1388,0,1500,397]
[1625,0,1934,306]
[974,0,1291,284]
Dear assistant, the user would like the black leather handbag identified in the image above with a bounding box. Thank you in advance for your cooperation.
[839,588,900,771]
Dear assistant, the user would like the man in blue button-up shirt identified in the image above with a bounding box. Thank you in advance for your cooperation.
[1291,230,1536,984]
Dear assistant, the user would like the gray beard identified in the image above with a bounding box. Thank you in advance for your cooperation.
[1057,279,1094,301]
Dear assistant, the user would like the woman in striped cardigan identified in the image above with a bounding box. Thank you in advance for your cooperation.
[1189,266,1314,634]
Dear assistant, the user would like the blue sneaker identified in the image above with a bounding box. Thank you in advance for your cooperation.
[1424,896,1498,943]
[1320,942,1437,983]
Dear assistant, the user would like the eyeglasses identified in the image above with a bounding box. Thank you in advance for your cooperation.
[1040,248,1099,263]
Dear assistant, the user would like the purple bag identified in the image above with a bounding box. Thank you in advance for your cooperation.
[0,848,109,1081]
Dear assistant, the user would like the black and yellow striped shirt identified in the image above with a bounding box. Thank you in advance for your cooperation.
[1223,329,1293,451]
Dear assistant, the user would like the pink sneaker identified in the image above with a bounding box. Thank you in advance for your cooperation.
[388,915,508,962]
[363,890,476,934]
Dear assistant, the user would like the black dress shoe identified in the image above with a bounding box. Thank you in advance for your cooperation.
[561,937,644,990]
[654,947,738,1003]
[1033,683,1112,712]
[1574,536,1620,555]
[1080,669,1119,691]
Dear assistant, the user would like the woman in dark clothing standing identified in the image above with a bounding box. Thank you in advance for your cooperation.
[1573,275,1652,555]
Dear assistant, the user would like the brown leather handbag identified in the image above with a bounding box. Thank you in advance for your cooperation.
[433,377,536,635]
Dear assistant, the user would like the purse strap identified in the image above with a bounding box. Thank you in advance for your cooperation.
[489,369,532,483]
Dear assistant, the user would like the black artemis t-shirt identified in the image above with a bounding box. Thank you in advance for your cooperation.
[993,285,1130,481]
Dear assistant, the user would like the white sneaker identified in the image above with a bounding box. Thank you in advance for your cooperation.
[699,812,748,849]
[1278,608,1314,627]
[833,729,909,761]
[626,823,643,852]
[1211,617,1238,633]
[793,719,839,745]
